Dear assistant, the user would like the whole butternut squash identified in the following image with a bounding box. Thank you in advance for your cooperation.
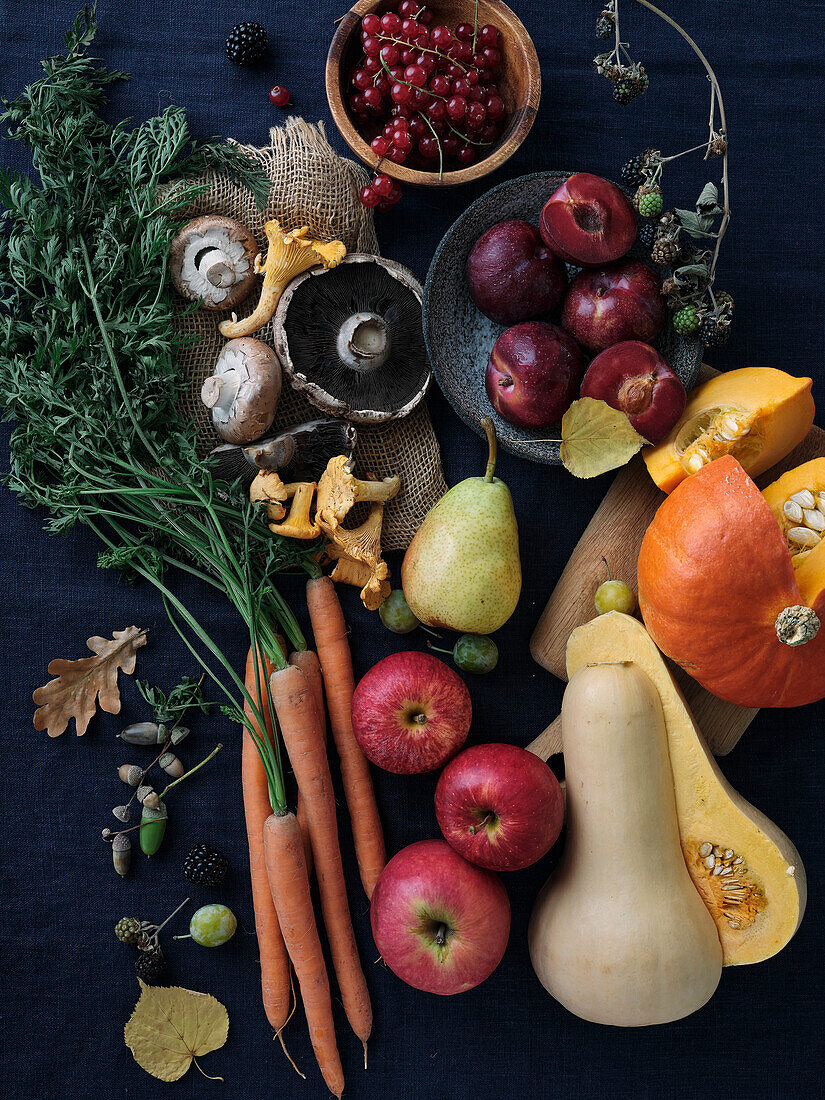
[528,662,722,1026]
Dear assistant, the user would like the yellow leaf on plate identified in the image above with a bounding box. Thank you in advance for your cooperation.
[124,982,229,1082]
[560,397,647,479]
[32,626,146,736]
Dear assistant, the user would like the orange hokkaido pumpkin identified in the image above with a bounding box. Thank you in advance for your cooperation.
[637,455,825,708]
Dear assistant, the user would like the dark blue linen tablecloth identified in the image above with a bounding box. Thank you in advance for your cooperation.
[1,2,822,1097]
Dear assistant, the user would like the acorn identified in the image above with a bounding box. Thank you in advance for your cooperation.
[159,751,185,779]
[169,726,190,746]
[119,721,169,746]
[119,763,145,787]
[136,784,154,804]
[142,791,161,811]
[113,804,131,822]
[112,833,132,876]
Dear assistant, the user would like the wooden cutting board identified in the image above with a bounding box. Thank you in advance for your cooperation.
[528,365,825,760]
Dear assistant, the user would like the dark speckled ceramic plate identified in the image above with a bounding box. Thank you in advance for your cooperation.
[423,171,703,465]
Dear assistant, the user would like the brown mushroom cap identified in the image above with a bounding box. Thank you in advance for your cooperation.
[170,215,259,312]
[201,337,282,445]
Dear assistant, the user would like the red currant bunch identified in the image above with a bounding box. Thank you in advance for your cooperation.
[348,4,506,174]
[360,172,403,212]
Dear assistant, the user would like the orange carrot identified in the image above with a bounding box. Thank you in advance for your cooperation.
[306,575,386,897]
[263,811,344,1098]
[289,649,327,877]
[242,647,291,1033]
[270,662,372,1051]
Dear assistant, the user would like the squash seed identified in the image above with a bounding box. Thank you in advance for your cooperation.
[784,500,804,523]
[704,854,715,870]
[803,508,824,532]
[790,489,816,509]
[788,526,820,548]
[699,842,713,857]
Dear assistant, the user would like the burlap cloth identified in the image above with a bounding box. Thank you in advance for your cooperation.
[172,117,446,551]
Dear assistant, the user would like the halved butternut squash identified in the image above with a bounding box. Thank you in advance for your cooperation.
[643,367,814,493]
[565,611,806,967]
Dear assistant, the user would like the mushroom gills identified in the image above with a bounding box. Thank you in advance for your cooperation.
[209,419,357,486]
[278,258,428,422]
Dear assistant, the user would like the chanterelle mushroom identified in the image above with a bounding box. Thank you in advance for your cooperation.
[219,221,346,340]
[316,455,400,536]
[201,338,282,445]
[249,470,288,523]
[170,215,259,311]
[325,502,391,610]
[269,482,320,540]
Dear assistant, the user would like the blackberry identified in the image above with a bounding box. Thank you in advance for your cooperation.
[621,150,652,188]
[714,290,735,314]
[613,80,636,105]
[115,917,141,944]
[596,11,614,39]
[183,843,229,887]
[672,306,700,336]
[636,220,657,249]
[135,950,166,982]
[651,237,681,266]
[225,22,268,66]
[635,186,663,218]
[700,316,731,347]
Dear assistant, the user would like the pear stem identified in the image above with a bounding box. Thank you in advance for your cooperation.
[481,418,497,482]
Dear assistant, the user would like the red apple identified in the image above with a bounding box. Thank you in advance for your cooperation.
[485,321,584,429]
[561,259,665,352]
[466,220,568,325]
[351,651,471,774]
[434,743,564,871]
[581,340,687,443]
[539,172,637,267]
[370,839,511,995]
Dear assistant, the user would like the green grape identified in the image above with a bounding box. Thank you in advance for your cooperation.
[452,634,498,675]
[188,904,237,947]
[379,589,420,634]
[594,579,636,616]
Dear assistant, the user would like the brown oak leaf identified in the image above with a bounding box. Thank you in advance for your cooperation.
[33,626,147,737]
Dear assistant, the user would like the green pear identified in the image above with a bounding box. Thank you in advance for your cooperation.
[401,419,521,634]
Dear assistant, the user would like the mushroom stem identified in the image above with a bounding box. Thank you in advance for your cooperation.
[195,248,236,288]
[201,373,239,413]
[337,312,391,372]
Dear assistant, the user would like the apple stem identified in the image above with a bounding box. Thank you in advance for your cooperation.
[481,417,497,482]
[434,922,448,947]
[468,813,495,835]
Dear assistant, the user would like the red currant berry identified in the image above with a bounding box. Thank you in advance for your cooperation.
[386,180,403,204]
[467,84,484,102]
[399,0,418,17]
[426,99,446,122]
[466,102,486,131]
[451,77,470,97]
[482,46,501,70]
[361,13,380,35]
[380,12,402,34]
[374,74,390,96]
[269,85,290,107]
[455,22,474,41]
[453,40,473,62]
[466,68,480,84]
[360,185,381,207]
[382,121,397,136]
[480,121,500,143]
[390,82,413,104]
[363,86,383,108]
[416,53,436,74]
[485,94,505,120]
[380,44,399,66]
[418,6,433,26]
[371,135,391,156]
[401,17,420,40]
[404,64,427,86]
[393,129,412,151]
[408,116,426,138]
[391,101,414,118]
[446,95,467,120]
[352,68,371,91]
[364,55,381,73]
[349,92,367,113]
[392,114,409,129]
[419,135,440,158]
[372,174,394,197]
[429,25,452,48]
[479,24,499,46]
[385,145,407,163]
[457,144,475,165]
[429,74,450,97]
[398,45,414,64]
[442,134,460,156]
[472,52,488,69]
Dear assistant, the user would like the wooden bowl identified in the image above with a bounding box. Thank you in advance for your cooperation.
[326,0,541,187]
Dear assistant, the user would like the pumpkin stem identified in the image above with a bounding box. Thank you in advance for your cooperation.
[774,605,820,647]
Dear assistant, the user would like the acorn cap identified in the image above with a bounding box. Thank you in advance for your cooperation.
[274,255,430,424]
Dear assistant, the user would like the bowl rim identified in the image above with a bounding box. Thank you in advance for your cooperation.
[325,0,541,188]
[423,170,704,465]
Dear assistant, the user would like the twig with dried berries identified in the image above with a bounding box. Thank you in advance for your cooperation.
[597,0,733,347]
[115,898,190,982]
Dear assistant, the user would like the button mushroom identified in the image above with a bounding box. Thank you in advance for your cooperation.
[274,254,431,423]
[170,215,259,311]
[219,221,346,340]
[201,337,282,444]
[316,455,400,538]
